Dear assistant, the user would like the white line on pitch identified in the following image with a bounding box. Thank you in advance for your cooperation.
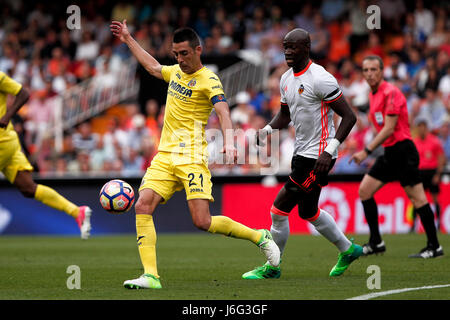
[347,284,450,300]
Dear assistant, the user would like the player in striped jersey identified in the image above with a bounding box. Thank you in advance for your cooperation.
[243,28,362,279]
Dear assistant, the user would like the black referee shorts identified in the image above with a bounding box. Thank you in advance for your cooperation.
[368,139,422,187]
[420,169,440,194]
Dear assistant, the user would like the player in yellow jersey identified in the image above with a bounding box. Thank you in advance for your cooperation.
[110,20,280,289]
[0,71,91,239]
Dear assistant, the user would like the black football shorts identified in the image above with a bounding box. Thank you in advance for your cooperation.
[368,139,422,187]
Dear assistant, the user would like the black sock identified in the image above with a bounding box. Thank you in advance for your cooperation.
[362,198,381,244]
[435,203,441,229]
[416,203,440,248]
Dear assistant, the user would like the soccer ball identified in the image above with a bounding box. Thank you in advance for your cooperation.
[99,179,135,214]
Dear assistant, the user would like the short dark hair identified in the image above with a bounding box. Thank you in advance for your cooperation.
[362,55,384,70]
[173,27,201,49]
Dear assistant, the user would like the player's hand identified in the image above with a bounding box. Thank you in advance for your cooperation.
[349,150,367,165]
[0,116,9,128]
[256,126,271,147]
[110,19,130,42]
[432,173,441,185]
[314,151,332,175]
[220,145,237,164]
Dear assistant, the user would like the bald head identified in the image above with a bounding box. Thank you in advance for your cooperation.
[282,28,311,71]
[284,28,310,50]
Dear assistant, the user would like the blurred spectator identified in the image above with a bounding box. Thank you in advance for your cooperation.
[414,0,435,38]
[438,66,450,102]
[111,1,136,24]
[415,88,447,131]
[294,2,315,32]
[377,0,406,33]
[384,52,408,81]
[309,13,329,62]
[231,91,255,127]
[75,31,100,62]
[333,138,367,174]
[320,0,347,22]
[349,0,369,56]
[406,46,425,79]
[72,122,100,154]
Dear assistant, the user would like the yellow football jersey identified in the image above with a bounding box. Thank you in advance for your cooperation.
[159,64,226,163]
[0,72,22,143]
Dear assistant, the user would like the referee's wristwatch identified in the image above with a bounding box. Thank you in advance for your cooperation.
[364,146,372,155]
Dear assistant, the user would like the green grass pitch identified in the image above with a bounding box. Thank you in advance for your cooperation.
[0,233,449,300]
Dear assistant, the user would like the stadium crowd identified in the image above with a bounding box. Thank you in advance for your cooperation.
[0,0,449,177]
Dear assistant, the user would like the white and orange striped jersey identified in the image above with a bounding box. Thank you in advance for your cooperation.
[280,60,343,160]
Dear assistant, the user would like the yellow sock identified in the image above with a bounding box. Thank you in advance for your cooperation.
[34,184,79,218]
[136,214,159,278]
[207,215,262,245]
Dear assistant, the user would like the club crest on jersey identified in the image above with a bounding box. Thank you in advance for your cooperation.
[188,79,197,87]
[298,84,304,95]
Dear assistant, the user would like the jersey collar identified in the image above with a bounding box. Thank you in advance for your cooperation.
[293,60,312,77]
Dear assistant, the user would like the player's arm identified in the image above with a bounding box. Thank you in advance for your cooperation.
[350,115,398,165]
[214,99,237,163]
[314,96,357,174]
[0,87,30,128]
[268,103,291,130]
[256,103,291,146]
[110,20,163,80]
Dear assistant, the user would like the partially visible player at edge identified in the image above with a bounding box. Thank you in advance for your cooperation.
[110,20,280,289]
[0,72,91,239]
[350,55,444,259]
[350,55,443,258]
[242,28,362,280]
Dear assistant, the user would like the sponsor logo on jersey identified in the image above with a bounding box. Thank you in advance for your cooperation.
[169,80,193,97]
[176,73,181,79]
[209,76,219,81]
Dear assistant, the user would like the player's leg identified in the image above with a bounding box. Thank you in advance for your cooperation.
[428,171,441,231]
[12,170,92,239]
[124,188,163,289]
[269,186,297,257]
[404,183,443,258]
[124,152,181,289]
[431,192,441,231]
[187,198,280,268]
[241,186,297,280]
[359,174,386,254]
[296,185,362,276]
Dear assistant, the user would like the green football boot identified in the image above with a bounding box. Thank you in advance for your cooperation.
[329,241,363,277]
[123,273,162,289]
[242,262,281,279]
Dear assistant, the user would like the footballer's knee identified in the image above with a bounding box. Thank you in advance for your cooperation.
[410,195,428,209]
[358,185,374,201]
[134,199,155,215]
[192,215,211,231]
[17,182,37,198]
